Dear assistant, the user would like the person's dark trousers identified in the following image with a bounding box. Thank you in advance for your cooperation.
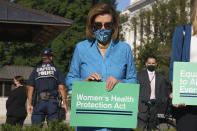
[137,106,158,129]
[175,106,197,131]
[32,99,58,125]
[58,107,66,122]
[6,116,26,126]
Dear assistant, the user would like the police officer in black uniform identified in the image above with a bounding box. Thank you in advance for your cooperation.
[27,48,67,125]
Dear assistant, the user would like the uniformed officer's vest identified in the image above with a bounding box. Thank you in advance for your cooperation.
[34,62,58,96]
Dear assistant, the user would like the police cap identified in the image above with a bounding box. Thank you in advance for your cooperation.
[41,48,54,57]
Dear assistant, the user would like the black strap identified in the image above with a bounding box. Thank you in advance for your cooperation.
[39,92,57,101]
[181,25,186,61]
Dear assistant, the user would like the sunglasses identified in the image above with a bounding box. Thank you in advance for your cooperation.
[93,22,113,30]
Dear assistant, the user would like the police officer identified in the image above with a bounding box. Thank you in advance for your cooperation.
[27,48,67,125]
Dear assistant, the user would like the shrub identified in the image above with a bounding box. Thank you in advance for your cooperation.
[1,120,75,131]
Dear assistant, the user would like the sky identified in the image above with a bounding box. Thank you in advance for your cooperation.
[116,0,130,11]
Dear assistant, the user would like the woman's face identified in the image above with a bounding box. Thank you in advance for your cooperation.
[13,79,20,85]
[94,14,113,30]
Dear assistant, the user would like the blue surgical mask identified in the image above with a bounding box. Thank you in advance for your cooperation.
[93,28,112,44]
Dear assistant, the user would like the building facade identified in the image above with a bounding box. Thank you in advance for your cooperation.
[120,0,192,58]
[120,0,157,57]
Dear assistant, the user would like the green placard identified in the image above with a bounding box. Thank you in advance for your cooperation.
[173,62,197,105]
[70,81,139,128]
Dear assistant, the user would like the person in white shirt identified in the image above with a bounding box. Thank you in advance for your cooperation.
[137,56,169,129]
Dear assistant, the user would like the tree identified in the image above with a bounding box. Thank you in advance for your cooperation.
[118,13,129,41]
[128,0,190,79]
[0,0,116,75]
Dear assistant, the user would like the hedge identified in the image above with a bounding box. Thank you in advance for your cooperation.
[1,120,75,131]
[1,120,176,131]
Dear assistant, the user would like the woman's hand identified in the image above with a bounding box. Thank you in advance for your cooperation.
[28,104,33,114]
[62,104,67,113]
[169,92,186,108]
[106,76,120,91]
[84,72,102,81]
[169,92,173,99]
[173,103,186,108]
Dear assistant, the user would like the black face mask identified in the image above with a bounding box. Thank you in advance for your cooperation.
[147,65,156,72]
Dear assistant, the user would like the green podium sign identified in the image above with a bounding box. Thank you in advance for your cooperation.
[173,62,197,105]
[70,81,139,128]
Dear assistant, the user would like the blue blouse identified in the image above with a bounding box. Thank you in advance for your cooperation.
[66,39,137,90]
[65,39,137,131]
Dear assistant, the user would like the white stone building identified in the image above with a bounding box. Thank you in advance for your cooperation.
[120,0,193,57]
[120,0,157,56]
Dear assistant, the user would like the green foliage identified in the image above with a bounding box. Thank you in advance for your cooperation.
[136,42,159,69]
[1,120,74,131]
[1,123,23,131]
[1,120,176,131]
[1,121,176,131]
[118,13,129,41]
[0,0,116,77]
[129,0,190,79]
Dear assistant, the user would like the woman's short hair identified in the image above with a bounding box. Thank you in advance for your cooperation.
[14,76,24,84]
[86,3,119,41]
[191,0,197,35]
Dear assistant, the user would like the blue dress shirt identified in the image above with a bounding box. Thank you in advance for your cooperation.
[66,39,137,131]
